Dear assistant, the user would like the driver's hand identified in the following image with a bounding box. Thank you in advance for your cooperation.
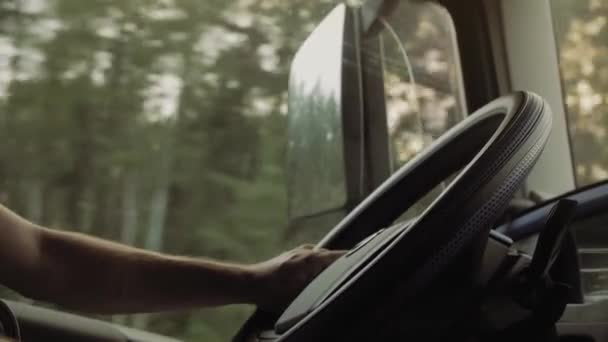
[252,244,345,313]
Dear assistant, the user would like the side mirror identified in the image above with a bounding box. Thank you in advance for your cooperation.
[285,0,406,237]
[286,4,363,229]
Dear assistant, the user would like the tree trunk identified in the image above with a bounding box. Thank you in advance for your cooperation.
[78,185,95,234]
[113,173,139,325]
[120,173,139,245]
[143,164,170,252]
[23,179,43,224]
[132,44,193,331]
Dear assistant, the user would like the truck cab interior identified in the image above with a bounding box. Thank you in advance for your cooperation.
[1,0,607,341]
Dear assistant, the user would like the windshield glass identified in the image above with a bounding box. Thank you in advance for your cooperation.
[553,0,608,187]
[378,2,466,218]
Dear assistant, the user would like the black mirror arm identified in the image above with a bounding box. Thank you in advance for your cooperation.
[360,0,400,36]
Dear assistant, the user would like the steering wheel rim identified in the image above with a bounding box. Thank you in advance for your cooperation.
[235,91,552,341]
[0,300,20,341]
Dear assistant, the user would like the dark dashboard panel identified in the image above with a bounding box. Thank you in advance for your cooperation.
[560,302,608,341]
[1,300,181,342]
[0,300,19,339]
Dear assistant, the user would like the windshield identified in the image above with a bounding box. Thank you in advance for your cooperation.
[378,2,466,219]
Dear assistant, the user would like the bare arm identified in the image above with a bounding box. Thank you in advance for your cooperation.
[0,205,343,314]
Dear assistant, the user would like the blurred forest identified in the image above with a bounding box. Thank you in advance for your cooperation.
[0,0,598,341]
[553,0,608,186]
[0,0,339,340]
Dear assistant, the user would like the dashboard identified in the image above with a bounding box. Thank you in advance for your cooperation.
[0,300,180,342]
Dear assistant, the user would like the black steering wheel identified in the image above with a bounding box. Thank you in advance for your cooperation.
[0,300,20,341]
[235,91,553,341]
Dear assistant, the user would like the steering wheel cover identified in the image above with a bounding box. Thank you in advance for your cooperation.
[236,91,552,341]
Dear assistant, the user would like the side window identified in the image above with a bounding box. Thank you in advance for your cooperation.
[552,0,608,186]
[0,1,338,341]
[377,2,466,217]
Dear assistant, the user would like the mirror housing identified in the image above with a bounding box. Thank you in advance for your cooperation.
[286,4,364,232]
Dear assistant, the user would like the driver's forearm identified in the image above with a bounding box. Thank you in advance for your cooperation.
[29,226,263,314]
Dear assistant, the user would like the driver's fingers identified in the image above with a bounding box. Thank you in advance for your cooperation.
[306,252,345,280]
[322,250,346,264]
[312,250,346,271]
[320,249,347,257]
[298,243,316,250]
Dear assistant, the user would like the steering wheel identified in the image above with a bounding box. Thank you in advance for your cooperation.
[235,91,553,341]
[0,300,20,341]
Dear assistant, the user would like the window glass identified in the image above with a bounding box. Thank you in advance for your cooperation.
[379,2,466,217]
[552,0,608,186]
[0,0,338,341]
[381,2,466,171]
